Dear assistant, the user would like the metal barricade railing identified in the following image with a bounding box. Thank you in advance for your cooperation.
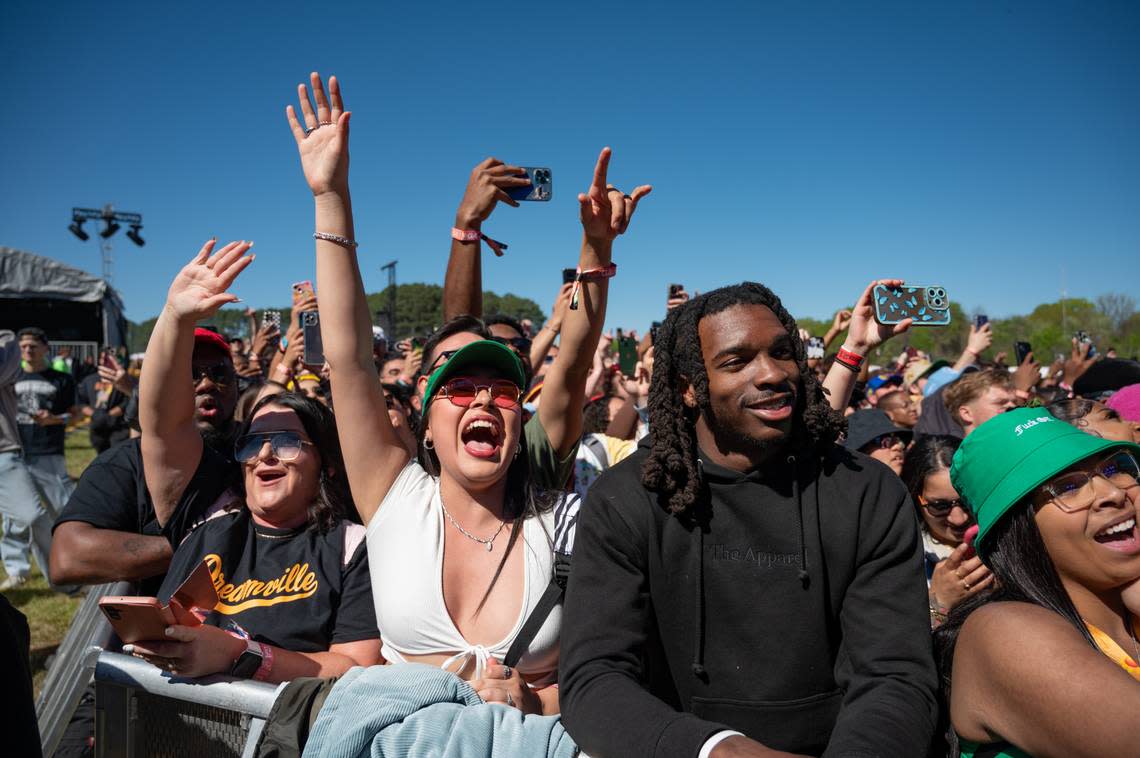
[37,581,131,757]
[95,652,285,758]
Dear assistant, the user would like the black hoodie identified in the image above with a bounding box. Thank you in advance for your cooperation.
[560,439,937,757]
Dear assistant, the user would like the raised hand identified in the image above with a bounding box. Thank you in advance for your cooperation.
[578,147,652,243]
[1011,350,1042,392]
[165,240,254,322]
[1063,338,1098,387]
[843,279,912,354]
[456,158,532,229]
[286,72,350,197]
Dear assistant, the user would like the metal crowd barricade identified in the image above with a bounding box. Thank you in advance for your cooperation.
[37,581,131,757]
[95,652,285,758]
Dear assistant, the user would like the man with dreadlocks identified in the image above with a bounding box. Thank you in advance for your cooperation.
[560,282,938,757]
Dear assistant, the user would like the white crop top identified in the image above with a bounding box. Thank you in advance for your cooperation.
[366,461,561,684]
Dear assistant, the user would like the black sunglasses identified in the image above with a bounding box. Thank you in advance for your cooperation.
[491,335,532,353]
[192,363,233,385]
[921,498,968,517]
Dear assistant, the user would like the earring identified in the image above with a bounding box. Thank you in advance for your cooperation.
[515,443,522,458]
[424,438,434,450]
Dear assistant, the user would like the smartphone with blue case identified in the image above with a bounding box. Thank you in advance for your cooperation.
[872,284,952,326]
[507,167,552,202]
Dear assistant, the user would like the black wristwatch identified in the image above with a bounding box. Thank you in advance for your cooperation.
[229,639,263,678]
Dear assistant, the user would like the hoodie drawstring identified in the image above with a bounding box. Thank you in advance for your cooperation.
[788,455,810,588]
[690,520,707,679]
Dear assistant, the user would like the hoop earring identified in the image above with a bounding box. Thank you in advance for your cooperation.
[423,438,434,450]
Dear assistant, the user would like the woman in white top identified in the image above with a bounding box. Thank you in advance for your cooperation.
[284,72,649,715]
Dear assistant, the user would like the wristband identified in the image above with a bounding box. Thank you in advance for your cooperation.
[568,263,618,310]
[452,227,508,257]
[253,642,275,681]
[835,346,864,372]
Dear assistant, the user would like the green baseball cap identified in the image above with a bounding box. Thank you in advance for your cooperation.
[421,340,526,408]
[950,407,1140,559]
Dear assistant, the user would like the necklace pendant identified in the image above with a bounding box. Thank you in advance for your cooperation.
[486,542,493,552]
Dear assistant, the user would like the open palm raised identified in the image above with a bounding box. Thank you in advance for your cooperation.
[165,240,255,321]
[286,72,350,197]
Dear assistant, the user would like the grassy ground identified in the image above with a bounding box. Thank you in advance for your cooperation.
[1,429,98,692]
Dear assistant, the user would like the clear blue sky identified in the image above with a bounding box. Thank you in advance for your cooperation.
[3,1,1138,332]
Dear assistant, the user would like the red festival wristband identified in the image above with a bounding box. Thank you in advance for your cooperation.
[452,228,508,257]
[569,263,617,310]
[835,346,864,372]
[254,642,275,681]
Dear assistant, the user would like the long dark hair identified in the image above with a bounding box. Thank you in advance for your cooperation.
[416,389,559,613]
[237,393,354,533]
[901,435,961,530]
[933,501,1094,698]
[640,282,846,514]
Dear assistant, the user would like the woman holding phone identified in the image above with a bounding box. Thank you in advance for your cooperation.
[135,241,381,682]
[936,408,1140,756]
[285,72,648,714]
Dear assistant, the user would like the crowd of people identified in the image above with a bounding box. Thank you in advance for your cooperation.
[3,71,1140,757]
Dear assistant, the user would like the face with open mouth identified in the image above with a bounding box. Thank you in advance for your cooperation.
[692,303,801,467]
[192,350,238,431]
[241,406,322,529]
[1033,451,1140,592]
[425,370,522,488]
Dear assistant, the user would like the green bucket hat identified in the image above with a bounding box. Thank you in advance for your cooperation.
[421,340,526,408]
[950,406,1140,559]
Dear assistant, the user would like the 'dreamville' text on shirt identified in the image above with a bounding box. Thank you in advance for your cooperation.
[204,553,319,613]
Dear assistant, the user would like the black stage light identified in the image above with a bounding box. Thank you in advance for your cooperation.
[100,219,120,238]
[126,224,145,247]
[68,218,89,241]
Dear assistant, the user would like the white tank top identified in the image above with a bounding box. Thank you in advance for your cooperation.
[366,462,561,684]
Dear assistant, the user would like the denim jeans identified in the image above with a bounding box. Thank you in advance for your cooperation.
[0,451,72,581]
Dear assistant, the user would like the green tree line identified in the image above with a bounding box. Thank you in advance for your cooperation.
[796,294,1139,366]
[127,283,545,353]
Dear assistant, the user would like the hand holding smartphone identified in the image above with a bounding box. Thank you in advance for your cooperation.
[99,560,216,643]
[506,167,552,202]
[872,284,952,327]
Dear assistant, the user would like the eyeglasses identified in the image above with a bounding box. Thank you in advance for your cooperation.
[234,431,313,463]
[1039,451,1140,513]
[871,434,906,450]
[921,497,968,517]
[491,335,532,354]
[436,377,521,409]
[192,363,233,386]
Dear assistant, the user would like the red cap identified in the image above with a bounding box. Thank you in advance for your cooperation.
[194,327,231,358]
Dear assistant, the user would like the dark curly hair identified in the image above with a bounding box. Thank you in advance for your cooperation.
[640,282,846,514]
[236,393,355,533]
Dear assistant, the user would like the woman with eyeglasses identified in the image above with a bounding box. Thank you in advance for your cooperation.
[935,408,1140,757]
[901,435,992,626]
[136,240,381,682]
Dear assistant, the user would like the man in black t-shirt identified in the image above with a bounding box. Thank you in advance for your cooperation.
[1,328,77,588]
[50,328,240,592]
[78,366,131,453]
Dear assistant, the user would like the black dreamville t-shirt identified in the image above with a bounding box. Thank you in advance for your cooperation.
[54,439,235,596]
[158,453,378,653]
[16,368,76,456]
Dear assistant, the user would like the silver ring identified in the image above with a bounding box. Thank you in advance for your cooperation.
[506,692,514,707]
[502,666,512,679]
[319,120,333,126]
[304,125,319,136]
